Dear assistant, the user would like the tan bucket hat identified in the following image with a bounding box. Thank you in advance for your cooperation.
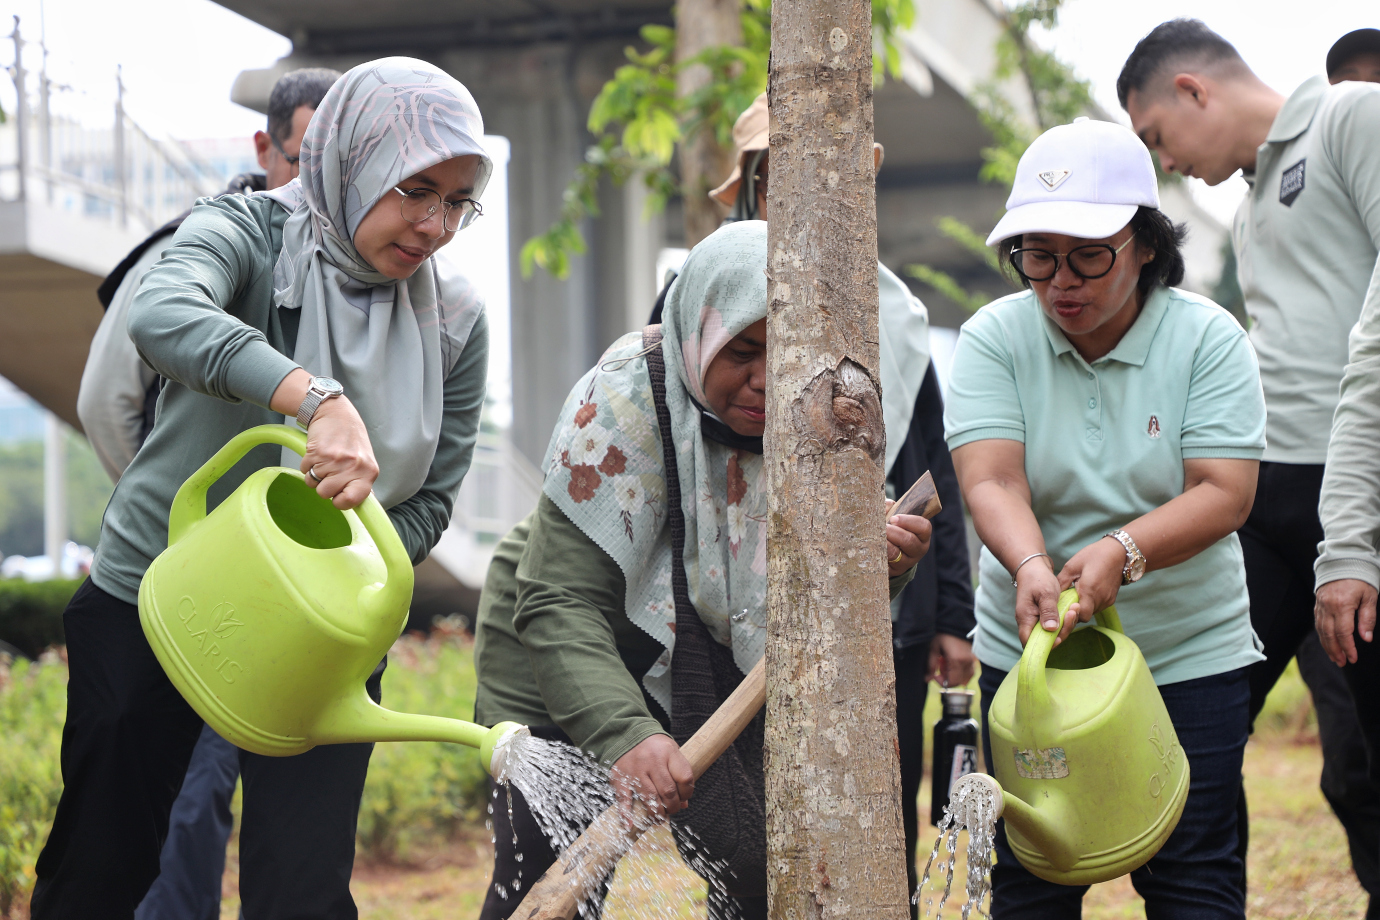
[709,92,885,206]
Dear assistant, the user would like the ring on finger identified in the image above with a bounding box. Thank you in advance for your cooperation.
[307,466,323,484]
[889,547,904,564]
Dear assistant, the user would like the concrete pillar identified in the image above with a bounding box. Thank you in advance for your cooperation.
[44,411,66,570]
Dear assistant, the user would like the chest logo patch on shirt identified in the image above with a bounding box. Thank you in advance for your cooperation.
[1279,158,1306,207]
[1147,415,1161,439]
[1038,169,1071,192]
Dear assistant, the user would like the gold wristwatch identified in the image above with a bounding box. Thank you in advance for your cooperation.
[1105,529,1146,585]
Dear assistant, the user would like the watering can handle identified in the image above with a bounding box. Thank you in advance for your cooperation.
[168,425,310,545]
[165,425,410,587]
[1015,588,1123,742]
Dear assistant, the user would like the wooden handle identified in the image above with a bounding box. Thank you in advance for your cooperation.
[891,470,941,520]
[514,659,767,920]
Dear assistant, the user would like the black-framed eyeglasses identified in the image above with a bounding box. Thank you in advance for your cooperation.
[270,133,300,168]
[1010,235,1136,282]
[393,186,483,232]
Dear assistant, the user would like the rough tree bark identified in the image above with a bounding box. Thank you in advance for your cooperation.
[763,0,912,918]
[675,0,741,247]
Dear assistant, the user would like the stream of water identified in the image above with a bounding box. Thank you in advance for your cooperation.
[915,775,999,919]
[486,732,741,918]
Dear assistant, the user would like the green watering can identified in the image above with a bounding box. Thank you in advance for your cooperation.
[957,588,1189,885]
[138,425,525,778]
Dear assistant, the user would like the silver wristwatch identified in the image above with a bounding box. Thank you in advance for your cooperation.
[296,376,344,429]
[1105,529,1146,585]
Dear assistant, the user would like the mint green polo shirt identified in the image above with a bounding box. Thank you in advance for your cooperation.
[944,286,1267,685]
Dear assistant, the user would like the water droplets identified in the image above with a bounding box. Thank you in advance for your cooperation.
[491,733,744,919]
[915,775,998,919]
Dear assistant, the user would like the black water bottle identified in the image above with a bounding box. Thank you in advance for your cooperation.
[930,689,980,826]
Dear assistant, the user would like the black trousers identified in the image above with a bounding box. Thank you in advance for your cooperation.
[894,642,931,920]
[1238,460,1379,909]
[31,579,381,920]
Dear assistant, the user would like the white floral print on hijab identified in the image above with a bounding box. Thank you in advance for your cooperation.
[541,221,771,715]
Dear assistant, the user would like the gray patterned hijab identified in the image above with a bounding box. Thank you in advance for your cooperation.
[263,57,491,507]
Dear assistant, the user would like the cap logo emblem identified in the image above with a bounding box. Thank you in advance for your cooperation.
[1037,169,1071,192]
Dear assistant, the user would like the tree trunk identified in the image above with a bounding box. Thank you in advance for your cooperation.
[675,0,740,247]
[763,0,911,917]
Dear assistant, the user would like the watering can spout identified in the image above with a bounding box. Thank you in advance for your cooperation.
[950,773,1078,872]
[316,697,528,778]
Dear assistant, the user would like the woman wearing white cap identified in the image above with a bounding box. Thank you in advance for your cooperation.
[945,117,1266,916]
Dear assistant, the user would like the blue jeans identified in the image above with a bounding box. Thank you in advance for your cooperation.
[134,723,239,920]
[978,664,1250,919]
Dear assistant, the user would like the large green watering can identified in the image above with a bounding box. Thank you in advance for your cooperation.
[138,425,525,777]
[956,588,1189,885]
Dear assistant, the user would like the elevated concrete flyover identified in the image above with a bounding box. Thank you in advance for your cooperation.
[0,23,221,428]
[0,197,144,430]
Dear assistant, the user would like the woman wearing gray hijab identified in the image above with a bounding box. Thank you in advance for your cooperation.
[31,59,491,920]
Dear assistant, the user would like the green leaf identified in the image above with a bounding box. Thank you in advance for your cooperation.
[936,216,1002,272]
[903,264,994,314]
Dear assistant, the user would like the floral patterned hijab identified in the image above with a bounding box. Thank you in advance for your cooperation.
[542,221,772,713]
[262,57,490,507]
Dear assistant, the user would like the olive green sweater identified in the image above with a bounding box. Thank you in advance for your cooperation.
[92,193,488,604]
[474,493,915,765]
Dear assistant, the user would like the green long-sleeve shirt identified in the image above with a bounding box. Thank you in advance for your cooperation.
[474,494,915,765]
[92,193,488,604]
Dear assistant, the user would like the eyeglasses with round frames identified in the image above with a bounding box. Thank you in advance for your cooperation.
[1010,234,1137,282]
[393,186,484,232]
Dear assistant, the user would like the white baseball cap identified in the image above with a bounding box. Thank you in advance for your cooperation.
[985,117,1160,246]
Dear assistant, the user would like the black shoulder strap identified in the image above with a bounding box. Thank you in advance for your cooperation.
[96,218,185,309]
[645,323,767,898]
[96,173,269,309]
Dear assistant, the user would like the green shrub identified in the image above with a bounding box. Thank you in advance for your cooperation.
[0,652,67,915]
[0,578,80,659]
[357,623,490,862]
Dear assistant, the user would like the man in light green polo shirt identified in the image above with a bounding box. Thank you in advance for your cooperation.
[1120,18,1380,908]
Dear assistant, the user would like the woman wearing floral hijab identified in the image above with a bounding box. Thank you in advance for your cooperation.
[32,59,491,920]
[472,220,933,920]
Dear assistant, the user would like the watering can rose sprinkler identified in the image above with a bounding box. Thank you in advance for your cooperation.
[138,424,527,779]
[949,588,1190,886]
